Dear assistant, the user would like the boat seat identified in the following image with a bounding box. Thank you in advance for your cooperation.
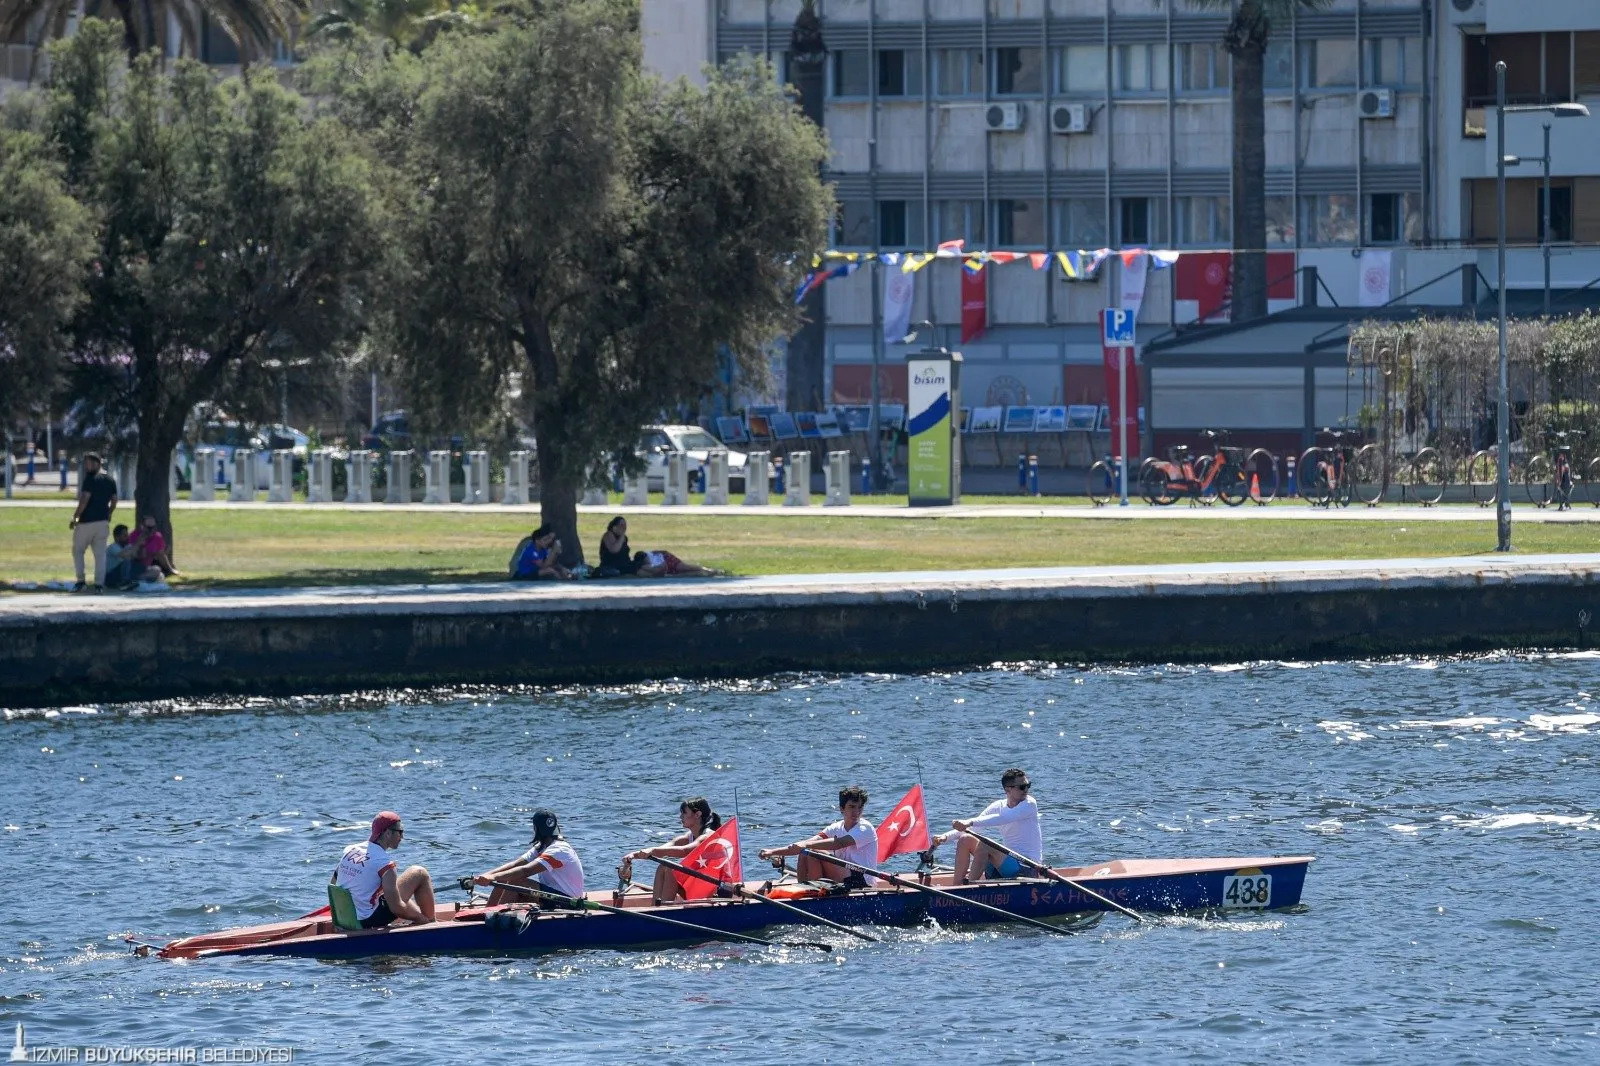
[327,884,363,932]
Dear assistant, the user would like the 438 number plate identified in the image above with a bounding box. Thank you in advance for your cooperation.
[1221,873,1272,908]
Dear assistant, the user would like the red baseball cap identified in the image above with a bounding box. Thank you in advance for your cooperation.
[369,811,403,842]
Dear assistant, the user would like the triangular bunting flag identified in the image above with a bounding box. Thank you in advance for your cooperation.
[1029,252,1048,270]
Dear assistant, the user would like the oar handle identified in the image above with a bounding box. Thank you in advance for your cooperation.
[962,829,1144,923]
[646,855,880,944]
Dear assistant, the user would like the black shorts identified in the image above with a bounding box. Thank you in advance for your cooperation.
[840,872,868,890]
[361,897,396,928]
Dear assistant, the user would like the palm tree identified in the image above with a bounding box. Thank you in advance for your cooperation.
[786,0,827,412]
[1188,0,1328,322]
[305,0,457,52]
[0,0,307,64]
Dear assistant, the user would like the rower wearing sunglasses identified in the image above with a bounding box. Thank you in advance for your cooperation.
[929,768,1042,884]
[331,811,436,928]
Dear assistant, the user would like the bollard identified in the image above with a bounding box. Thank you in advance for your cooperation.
[386,450,412,504]
[229,449,257,502]
[115,454,137,501]
[307,449,333,503]
[347,451,373,504]
[622,472,649,506]
[1286,455,1298,498]
[1017,453,1027,493]
[773,454,786,498]
[703,450,730,505]
[784,451,811,506]
[267,449,295,503]
[504,450,529,506]
[861,454,871,496]
[662,452,689,506]
[1027,454,1040,497]
[464,450,489,505]
[192,448,217,502]
[825,450,851,507]
[744,451,771,506]
[581,486,608,505]
[1102,453,1115,495]
[423,450,450,504]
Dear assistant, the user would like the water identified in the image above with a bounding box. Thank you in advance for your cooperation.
[4,656,1599,1063]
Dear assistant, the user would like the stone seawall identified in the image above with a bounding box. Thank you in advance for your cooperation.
[3,556,1598,707]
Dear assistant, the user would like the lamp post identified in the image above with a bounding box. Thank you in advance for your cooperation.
[1493,62,1589,552]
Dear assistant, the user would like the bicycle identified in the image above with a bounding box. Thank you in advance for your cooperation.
[1300,429,1381,508]
[1139,430,1250,507]
[1525,430,1583,510]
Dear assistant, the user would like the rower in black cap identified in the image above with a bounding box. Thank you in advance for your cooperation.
[474,808,587,905]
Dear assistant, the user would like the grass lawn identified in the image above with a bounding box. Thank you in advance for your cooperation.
[2,504,1596,590]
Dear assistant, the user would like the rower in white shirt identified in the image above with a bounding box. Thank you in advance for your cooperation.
[929,768,1042,884]
[758,785,879,888]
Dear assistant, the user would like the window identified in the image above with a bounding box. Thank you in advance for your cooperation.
[1175,196,1231,246]
[1118,198,1161,246]
[722,49,792,87]
[1579,32,1600,94]
[1053,198,1109,248]
[1467,177,1577,243]
[1363,37,1422,87]
[1114,43,1169,93]
[878,200,925,248]
[1299,39,1358,89]
[1297,194,1358,245]
[1263,39,1292,90]
[934,200,985,245]
[832,49,870,96]
[1266,196,1295,247]
[835,200,874,247]
[935,49,984,96]
[877,49,924,96]
[992,47,1043,96]
[1368,193,1422,244]
[994,199,1046,246]
[1538,186,1573,243]
[1179,43,1229,92]
[1053,45,1107,93]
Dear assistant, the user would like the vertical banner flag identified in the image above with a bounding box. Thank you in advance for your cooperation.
[907,353,956,505]
[1120,252,1149,321]
[876,784,931,863]
[960,267,987,344]
[1358,249,1392,307]
[673,818,742,900]
[883,266,916,344]
[1100,309,1142,462]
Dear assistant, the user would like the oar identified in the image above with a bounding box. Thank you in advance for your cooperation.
[475,877,833,953]
[961,829,1145,923]
[644,855,879,943]
[797,849,1082,939]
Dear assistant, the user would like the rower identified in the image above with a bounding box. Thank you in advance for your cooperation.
[758,785,878,888]
[930,768,1042,884]
[332,811,436,928]
[620,796,723,904]
[474,809,586,905]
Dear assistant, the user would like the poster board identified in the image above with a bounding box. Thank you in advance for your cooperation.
[1003,407,1038,434]
[968,406,1003,433]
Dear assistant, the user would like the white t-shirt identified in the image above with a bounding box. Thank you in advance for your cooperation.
[335,841,396,920]
[520,839,585,899]
[966,795,1043,864]
[822,818,879,882]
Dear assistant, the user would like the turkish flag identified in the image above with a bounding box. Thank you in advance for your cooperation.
[674,817,742,900]
[876,784,931,863]
[960,268,987,343]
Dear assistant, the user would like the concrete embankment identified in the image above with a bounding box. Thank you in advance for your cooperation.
[3,555,1599,707]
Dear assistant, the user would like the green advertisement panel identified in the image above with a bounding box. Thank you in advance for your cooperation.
[906,350,962,506]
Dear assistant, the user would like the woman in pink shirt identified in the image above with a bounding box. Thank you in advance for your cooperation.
[129,515,180,577]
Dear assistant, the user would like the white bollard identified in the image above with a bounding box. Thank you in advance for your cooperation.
[784,451,811,507]
[307,449,333,503]
[662,453,689,506]
[744,451,770,506]
[463,450,489,505]
[267,449,295,503]
[703,450,730,506]
[114,454,137,501]
[191,447,217,502]
[504,450,529,506]
[824,450,852,507]
[386,450,412,504]
[422,450,450,504]
[581,486,608,505]
[623,472,649,506]
[347,451,373,503]
[229,449,257,502]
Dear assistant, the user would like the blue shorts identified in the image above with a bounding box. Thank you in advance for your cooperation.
[983,855,1024,879]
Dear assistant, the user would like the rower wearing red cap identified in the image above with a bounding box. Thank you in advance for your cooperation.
[331,811,437,928]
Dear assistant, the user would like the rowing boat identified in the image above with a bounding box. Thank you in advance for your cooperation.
[156,854,1313,960]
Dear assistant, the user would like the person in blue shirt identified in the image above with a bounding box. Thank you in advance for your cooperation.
[511,525,572,581]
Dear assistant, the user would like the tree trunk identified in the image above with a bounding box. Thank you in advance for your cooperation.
[536,447,583,568]
[110,0,142,60]
[133,429,176,563]
[786,8,828,413]
[521,308,585,567]
[1227,4,1269,324]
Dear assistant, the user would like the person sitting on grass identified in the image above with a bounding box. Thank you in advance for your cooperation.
[105,525,159,590]
[128,515,180,578]
[510,525,573,581]
[632,550,716,578]
[596,516,639,577]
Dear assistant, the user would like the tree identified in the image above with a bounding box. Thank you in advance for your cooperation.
[0,0,307,64]
[784,0,827,412]
[374,0,830,561]
[1188,0,1328,322]
[0,126,94,426]
[42,19,387,552]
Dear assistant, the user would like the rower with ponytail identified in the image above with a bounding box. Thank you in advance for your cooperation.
[621,796,724,904]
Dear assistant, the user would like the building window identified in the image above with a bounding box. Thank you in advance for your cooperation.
[1175,196,1231,246]
[992,47,1043,95]
[1053,198,1109,249]
[1179,43,1230,92]
[1579,32,1600,94]
[1299,39,1358,89]
[835,200,874,247]
[994,199,1046,246]
[1467,177,1578,243]
[1114,43,1169,93]
[934,200,985,245]
[1298,194,1358,245]
[1363,37,1422,87]
[877,50,924,97]
[1264,39,1292,90]
[1538,186,1574,243]
[1117,198,1162,246]
[878,200,925,248]
[935,49,985,97]
[1053,45,1107,94]
[1266,196,1295,246]
[1368,192,1422,244]
[831,49,870,97]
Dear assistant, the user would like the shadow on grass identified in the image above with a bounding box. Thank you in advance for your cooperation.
[178,568,514,590]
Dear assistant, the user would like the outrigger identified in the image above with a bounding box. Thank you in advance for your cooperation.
[156,853,1313,961]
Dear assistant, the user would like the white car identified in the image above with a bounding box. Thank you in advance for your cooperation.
[641,425,764,492]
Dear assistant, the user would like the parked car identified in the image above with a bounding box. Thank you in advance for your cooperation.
[360,410,464,453]
[640,424,766,492]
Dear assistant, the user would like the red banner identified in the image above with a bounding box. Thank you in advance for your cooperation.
[1100,309,1141,462]
[1176,251,1297,322]
[960,269,986,343]
[674,818,742,900]
[876,784,931,864]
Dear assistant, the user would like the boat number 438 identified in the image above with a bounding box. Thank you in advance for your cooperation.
[1221,874,1272,908]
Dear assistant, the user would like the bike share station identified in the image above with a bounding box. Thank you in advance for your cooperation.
[906,344,962,506]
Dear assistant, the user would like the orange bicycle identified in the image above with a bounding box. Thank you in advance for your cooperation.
[1139,430,1249,506]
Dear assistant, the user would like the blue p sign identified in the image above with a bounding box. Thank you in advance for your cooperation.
[1103,308,1136,348]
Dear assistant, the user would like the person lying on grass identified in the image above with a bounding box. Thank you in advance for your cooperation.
[632,550,717,578]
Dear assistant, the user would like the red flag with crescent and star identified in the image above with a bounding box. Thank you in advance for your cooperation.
[876,784,931,863]
[674,817,743,900]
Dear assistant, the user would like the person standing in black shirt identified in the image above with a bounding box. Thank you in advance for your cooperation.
[69,453,118,592]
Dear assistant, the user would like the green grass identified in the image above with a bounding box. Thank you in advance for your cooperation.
[2,505,1596,591]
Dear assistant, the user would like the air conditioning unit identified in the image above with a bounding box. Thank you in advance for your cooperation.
[1050,103,1090,135]
[1449,0,1484,23]
[984,102,1025,132]
[1358,88,1395,119]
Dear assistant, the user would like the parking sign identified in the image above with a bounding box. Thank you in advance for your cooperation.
[1103,307,1136,348]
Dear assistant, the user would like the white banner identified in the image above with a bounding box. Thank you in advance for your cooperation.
[1358,249,1392,307]
[883,267,915,344]
[1120,253,1148,321]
